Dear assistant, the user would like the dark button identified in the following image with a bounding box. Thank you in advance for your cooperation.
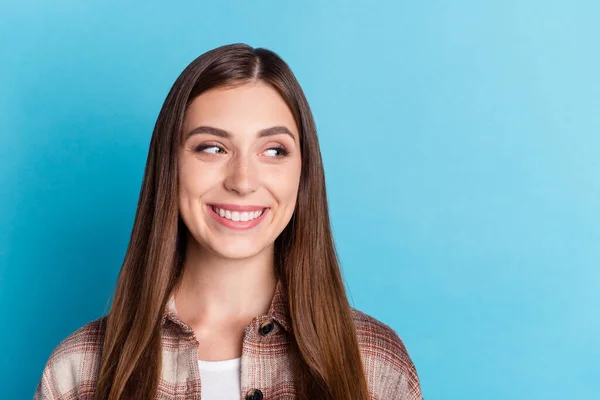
[246,388,263,400]
[259,320,274,336]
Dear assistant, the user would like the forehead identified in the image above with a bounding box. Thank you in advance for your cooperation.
[183,82,298,138]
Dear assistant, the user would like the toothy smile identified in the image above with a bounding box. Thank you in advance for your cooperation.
[210,205,266,222]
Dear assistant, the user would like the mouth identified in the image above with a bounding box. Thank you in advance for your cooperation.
[207,204,270,229]
[209,205,268,221]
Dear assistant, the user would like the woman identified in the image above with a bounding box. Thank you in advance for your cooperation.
[35,43,422,400]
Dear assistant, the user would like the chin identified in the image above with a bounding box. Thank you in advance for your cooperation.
[210,240,267,260]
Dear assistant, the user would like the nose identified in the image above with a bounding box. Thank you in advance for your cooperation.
[223,153,259,195]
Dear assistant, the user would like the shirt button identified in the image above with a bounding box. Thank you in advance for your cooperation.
[246,388,264,400]
[259,320,274,336]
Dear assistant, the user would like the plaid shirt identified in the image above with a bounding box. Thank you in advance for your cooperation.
[35,279,422,399]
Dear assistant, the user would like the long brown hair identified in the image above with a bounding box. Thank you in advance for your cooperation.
[94,43,370,399]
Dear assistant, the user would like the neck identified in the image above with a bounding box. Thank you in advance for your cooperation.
[173,236,278,328]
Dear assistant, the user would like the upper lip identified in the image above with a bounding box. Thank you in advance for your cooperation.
[209,203,268,212]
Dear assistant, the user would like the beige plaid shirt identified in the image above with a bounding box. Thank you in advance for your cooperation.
[34,280,422,399]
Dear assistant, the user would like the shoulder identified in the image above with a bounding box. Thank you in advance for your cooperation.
[34,316,107,400]
[351,308,423,400]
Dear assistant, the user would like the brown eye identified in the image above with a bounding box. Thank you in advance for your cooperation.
[195,144,225,154]
[263,145,290,157]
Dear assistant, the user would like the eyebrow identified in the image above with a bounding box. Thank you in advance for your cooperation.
[185,125,297,143]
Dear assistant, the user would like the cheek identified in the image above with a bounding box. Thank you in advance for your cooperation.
[282,176,301,202]
[178,160,219,198]
[265,164,301,204]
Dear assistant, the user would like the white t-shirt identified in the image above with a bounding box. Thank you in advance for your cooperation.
[197,357,242,399]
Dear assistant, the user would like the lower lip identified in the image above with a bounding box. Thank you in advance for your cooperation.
[207,205,269,230]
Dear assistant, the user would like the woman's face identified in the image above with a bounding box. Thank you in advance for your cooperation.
[178,81,302,260]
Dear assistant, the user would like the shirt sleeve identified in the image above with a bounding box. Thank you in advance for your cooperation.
[33,363,59,400]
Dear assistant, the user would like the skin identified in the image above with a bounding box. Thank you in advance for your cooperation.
[174,81,302,361]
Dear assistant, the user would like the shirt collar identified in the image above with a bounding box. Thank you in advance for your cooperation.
[161,277,292,334]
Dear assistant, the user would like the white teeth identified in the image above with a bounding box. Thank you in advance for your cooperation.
[211,206,264,221]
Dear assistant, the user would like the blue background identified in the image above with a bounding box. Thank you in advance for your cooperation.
[1,1,598,398]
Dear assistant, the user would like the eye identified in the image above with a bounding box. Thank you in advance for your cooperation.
[194,144,225,155]
[263,145,290,158]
